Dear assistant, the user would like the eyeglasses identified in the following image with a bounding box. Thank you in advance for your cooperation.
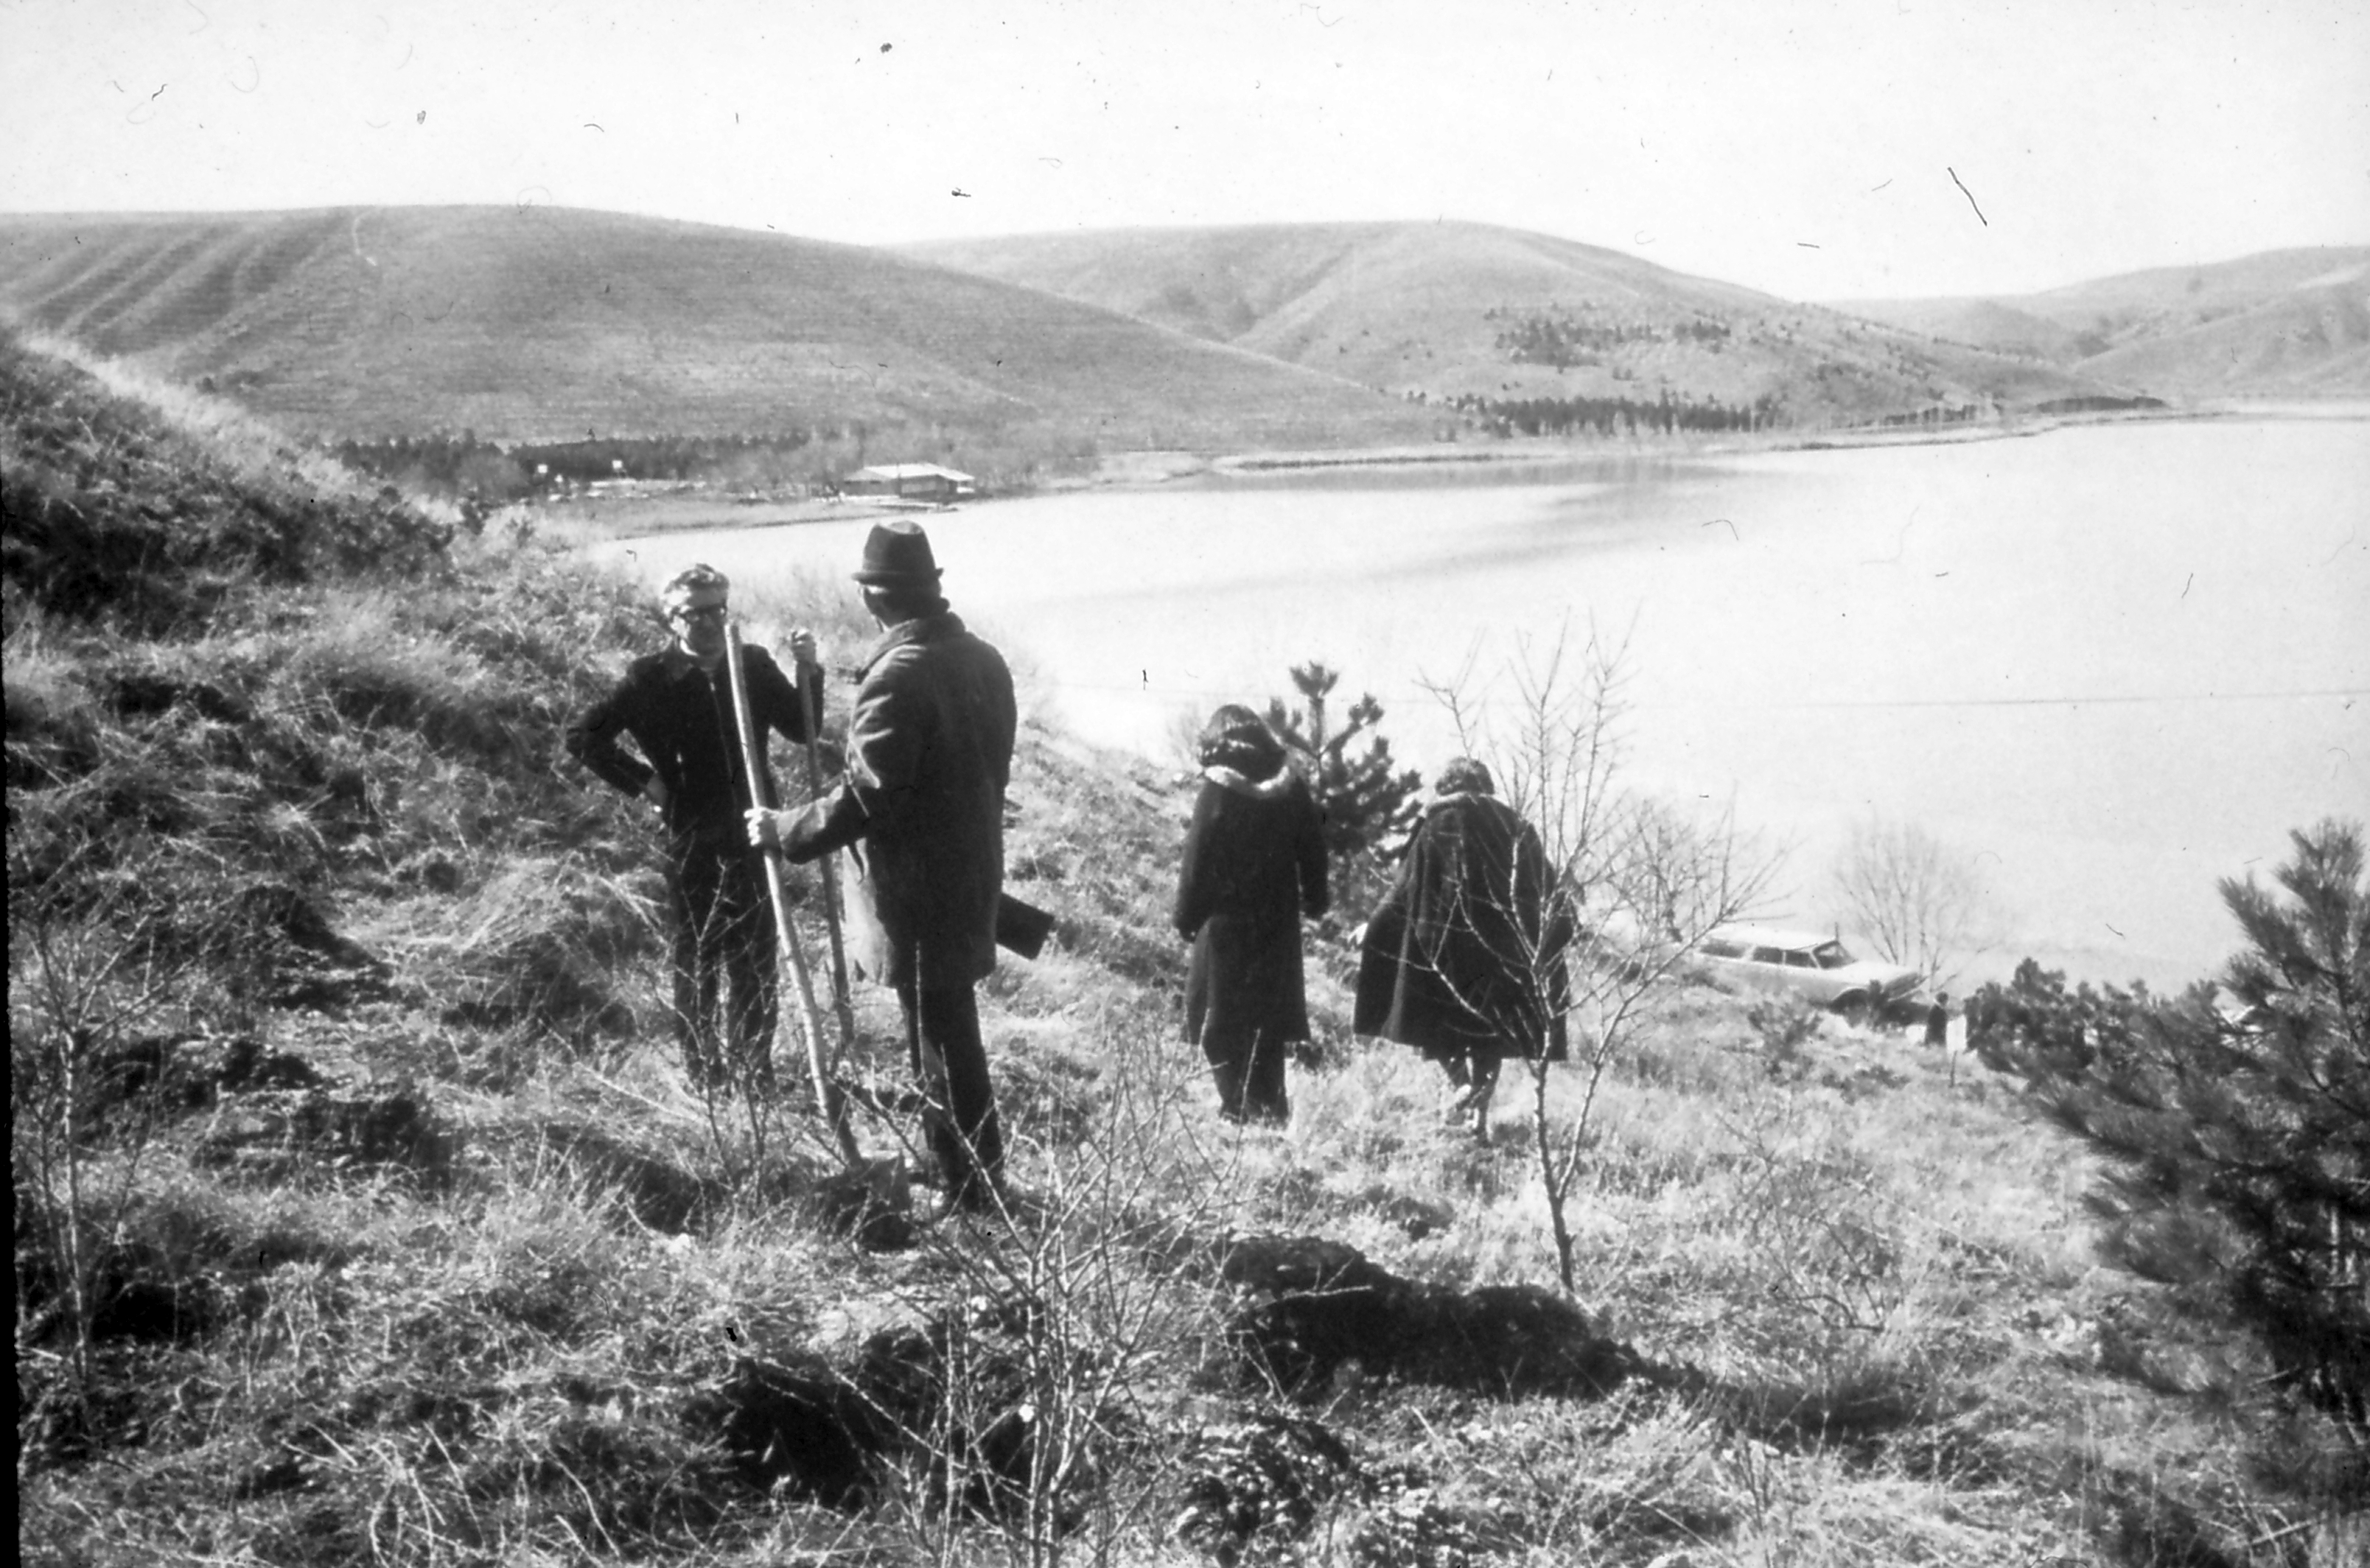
[672,604,729,624]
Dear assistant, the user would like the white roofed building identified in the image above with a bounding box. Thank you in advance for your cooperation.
[842,463,976,500]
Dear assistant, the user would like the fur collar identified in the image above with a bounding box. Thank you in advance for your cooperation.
[1204,764,1297,800]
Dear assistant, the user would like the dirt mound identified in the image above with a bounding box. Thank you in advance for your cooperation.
[693,1300,1088,1523]
[74,1030,327,1131]
[691,1356,888,1507]
[198,1084,455,1185]
[1217,1233,1653,1399]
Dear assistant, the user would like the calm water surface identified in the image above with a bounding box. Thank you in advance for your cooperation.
[595,419,2369,989]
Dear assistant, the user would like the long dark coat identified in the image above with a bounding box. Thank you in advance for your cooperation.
[1353,791,1571,1060]
[783,611,1016,991]
[1175,767,1329,1050]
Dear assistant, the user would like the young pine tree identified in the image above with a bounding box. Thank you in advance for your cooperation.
[1971,819,2369,1443]
[1262,662,1423,876]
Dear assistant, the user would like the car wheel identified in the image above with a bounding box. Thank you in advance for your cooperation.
[1831,992,1873,1026]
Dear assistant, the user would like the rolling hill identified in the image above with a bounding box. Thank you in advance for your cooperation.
[1837,246,2370,399]
[0,206,1439,450]
[903,220,2114,425]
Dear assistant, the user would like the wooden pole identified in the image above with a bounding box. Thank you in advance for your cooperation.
[722,620,861,1170]
[797,673,861,1055]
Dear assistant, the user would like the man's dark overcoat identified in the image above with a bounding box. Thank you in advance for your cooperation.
[783,612,1016,991]
[1354,791,1572,1059]
[1175,766,1329,1052]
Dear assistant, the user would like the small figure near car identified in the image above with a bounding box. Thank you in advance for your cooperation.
[1353,758,1572,1140]
[567,564,822,1093]
[1174,705,1329,1126]
[1924,993,1951,1049]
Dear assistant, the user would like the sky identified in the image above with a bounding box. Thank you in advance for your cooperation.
[2,0,2366,302]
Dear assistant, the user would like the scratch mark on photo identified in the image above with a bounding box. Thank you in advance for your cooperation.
[1861,512,1916,564]
[1948,167,1988,225]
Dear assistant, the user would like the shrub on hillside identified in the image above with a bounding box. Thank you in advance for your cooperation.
[1971,819,2369,1443]
[1263,661,1422,920]
[0,332,449,634]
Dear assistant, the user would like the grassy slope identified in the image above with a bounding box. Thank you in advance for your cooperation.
[1838,246,2370,397]
[903,220,2109,423]
[0,207,1438,450]
[10,334,2355,1567]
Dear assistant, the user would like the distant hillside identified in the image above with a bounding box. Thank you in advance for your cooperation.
[0,206,1436,451]
[904,221,2114,426]
[1838,247,2370,398]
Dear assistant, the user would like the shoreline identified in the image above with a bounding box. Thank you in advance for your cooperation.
[528,401,2363,542]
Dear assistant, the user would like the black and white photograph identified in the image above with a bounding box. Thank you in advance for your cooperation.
[7,2,2364,1563]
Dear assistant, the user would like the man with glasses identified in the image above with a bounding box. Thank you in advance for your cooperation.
[567,564,820,1092]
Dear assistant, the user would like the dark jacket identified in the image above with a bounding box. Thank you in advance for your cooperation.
[1354,791,1572,1058]
[783,612,1016,990]
[1175,765,1329,1049]
[566,643,817,845]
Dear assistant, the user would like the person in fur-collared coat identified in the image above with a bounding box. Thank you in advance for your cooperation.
[1354,757,1570,1138]
[1175,706,1329,1124]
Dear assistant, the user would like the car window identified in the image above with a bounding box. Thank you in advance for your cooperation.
[1750,946,1788,965]
[1783,950,1817,969]
[1811,941,1853,969]
[1701,938,1745,959]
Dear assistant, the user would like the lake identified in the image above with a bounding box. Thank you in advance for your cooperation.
[590,416,2369,991]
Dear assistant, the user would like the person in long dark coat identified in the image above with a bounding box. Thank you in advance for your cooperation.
[1353,757,1570,1138]
[749,522,1017,1211]
[1175,706,1329,1124]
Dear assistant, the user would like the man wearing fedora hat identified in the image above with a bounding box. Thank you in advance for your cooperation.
[748,520,1018,1211]
[568,563,822,1093]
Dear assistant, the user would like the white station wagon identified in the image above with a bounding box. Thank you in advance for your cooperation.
[1695,924,1926,1021]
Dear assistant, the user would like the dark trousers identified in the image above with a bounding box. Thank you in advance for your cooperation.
[668,838,777,1091]
[897,976,1003,1207]
[1203,1026,1290,1125]
[1441,1046,1504,1099]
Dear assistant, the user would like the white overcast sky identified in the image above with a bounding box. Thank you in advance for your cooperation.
[3,0,2364,301]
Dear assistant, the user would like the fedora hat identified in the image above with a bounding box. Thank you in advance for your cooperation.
[852,520,943,587]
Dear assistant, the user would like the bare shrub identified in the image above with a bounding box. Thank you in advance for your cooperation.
[1830,814,2005,990]
[865,1008,1230,1567]
[1421,622,1781,1292]
[11,834,204,1447]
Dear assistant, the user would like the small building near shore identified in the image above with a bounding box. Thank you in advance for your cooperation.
[841,463,976,501]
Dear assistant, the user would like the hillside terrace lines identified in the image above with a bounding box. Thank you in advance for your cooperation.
[0,206,1440,450]
[909,219,2115,425]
